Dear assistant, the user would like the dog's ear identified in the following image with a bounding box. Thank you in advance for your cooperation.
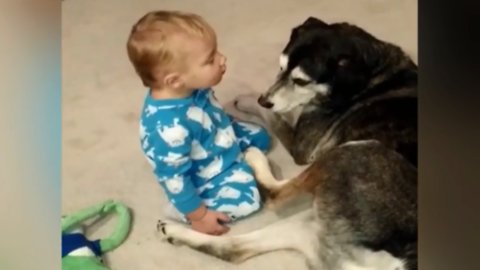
[337,56,350,67]
[302,17,329,28]
[331,51,370,96]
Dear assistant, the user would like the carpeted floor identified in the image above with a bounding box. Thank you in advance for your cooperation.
[62,0,417,269]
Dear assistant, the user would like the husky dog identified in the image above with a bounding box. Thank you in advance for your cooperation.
[156,17,417,270]
[237,17,417,168]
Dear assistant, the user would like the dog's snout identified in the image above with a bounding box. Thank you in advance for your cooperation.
[258,95,274,109]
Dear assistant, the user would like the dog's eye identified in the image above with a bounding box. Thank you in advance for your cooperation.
[292,78,310,86]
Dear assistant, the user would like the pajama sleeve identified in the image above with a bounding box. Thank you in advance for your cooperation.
[149,119,203,215]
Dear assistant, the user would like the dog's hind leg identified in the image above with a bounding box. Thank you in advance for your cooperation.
[157,209,323,269]
[244,147,322,208]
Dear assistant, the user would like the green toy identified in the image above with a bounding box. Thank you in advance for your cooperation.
[61,200,132,270]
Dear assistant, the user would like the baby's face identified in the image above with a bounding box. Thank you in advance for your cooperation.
[179,33,227,90]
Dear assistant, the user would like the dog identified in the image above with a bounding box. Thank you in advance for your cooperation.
[236,17,417,168]
[156,17,417,270]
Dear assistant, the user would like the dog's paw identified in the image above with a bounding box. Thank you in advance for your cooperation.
[244,147,269,168]
[264,200,279,211]
[244,147,271,174]
[156,219,183,246]
[234,93,261,115]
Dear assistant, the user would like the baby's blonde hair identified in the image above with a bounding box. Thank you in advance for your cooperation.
[127,11,215,87]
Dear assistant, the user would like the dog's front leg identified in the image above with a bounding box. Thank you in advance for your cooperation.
[157,210,321,268]
[244,147,321,208]
[290,111,339,165]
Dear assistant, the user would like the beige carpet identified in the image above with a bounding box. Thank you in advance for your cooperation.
[62,0,417,269]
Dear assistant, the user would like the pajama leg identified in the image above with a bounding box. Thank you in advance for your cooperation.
[231,119,271,153]
[198,164,262,222]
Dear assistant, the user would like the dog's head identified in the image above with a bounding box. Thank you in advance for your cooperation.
[259,17,382,113]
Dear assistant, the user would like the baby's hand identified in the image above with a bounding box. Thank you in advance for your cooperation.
[190,209,230,235]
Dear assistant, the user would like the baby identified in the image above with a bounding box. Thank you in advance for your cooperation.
[127,11,271,235]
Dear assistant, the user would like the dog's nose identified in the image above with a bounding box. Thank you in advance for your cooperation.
[258,95,274,109]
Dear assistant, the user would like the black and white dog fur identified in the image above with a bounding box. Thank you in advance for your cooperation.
[156,17,417,270]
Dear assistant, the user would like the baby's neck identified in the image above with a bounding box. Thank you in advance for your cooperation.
[150,86,195,100]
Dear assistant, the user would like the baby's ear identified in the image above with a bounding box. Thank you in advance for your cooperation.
[164,73,182,89]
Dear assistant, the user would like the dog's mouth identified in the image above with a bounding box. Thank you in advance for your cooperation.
[257,66,326,113]
[257,79,288,111]
[257,92,305,114]
[270,100,299,114]
[258,80,323,114]
[257,94,274,109]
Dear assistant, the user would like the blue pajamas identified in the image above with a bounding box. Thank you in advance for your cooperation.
[231,119,271,153]
[139,88,271,222]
